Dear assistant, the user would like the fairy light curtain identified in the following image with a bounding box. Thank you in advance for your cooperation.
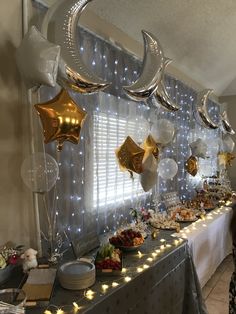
[37,23,221,246]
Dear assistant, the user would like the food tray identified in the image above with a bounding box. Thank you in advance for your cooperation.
[175,218,198,223]
[95,252,123,276]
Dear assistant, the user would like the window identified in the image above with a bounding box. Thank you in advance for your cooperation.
[93,111,148,208]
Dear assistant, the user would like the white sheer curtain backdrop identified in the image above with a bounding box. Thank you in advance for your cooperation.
[31,1,223,254]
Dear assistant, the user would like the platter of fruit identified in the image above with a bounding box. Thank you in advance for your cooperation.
[109,229,144,251]
[95,243,122,275]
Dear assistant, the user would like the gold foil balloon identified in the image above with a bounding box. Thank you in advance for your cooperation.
[194,89,219,129]
[34,88,87,151]
[123,30,164,101]
[186,156,198,176]
[143,135,159,160]
[41,0,110,94]
[16,26,60,89]
[115,136,145,175]
[218,152,236,168]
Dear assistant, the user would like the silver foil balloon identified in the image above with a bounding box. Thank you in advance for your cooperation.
[123,30,164,101]
[189,138,207,159]
[16,26,60,89]
[41,0,110,94]
[155,58,180,111]
[194,89,219,129]
[221,110,235,135]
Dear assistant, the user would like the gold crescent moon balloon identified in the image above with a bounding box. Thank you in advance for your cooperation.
[221,110,235,135]
[34,88,87,151]
[186,156,198,176]
[123,30,164,101]
[115,136,145,174]
[155,58,180,111]
[41,0,110,94]
[195,89,219,129]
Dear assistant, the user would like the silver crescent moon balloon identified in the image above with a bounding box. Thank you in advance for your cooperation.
[221,110,235,135]
[195,89,219,129]
[123,30,164,101]
[41,0,110,94]
[155,58,180,111]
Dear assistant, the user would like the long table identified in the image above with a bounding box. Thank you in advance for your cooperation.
[173,206,232,287]
[17,231,207,314]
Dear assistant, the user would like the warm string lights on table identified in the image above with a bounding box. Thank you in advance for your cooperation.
[42,237,184,314]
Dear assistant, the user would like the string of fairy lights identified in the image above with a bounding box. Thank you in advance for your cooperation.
[40,204,232,314]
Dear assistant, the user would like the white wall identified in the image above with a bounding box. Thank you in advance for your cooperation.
[219,95,236,190]
[0,1,36,248]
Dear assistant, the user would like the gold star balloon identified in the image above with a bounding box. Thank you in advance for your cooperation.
[218,152,236,168]
[34,88,87,151]
[115,136,145,175]
[143,134,160,160]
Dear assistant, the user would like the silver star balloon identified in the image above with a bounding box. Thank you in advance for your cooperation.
[16,26,60,89]
[189,138,207,159]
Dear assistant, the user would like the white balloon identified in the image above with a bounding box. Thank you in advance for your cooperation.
[189,138,207,158]
[16,26,60,89]
[142,149,158,172]
[21,152,59,193]
[151,119,175,144]
[140,170,157,192]
[132,117,149,144]
[158,158,178,180]
[219,135,235,153]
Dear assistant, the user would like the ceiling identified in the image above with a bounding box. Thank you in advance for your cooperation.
[35,0,236,96]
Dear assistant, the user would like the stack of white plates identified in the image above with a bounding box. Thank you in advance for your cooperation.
[58,261,95,290]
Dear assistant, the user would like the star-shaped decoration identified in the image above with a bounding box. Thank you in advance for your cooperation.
[115,136,145,175]
[16,25,60,88]
[35,88,87,151]
[143,134,160,160]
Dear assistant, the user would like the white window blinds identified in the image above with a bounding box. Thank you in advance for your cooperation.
[93,111,148,208]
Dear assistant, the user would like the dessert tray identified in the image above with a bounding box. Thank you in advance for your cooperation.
[149,213,180,230]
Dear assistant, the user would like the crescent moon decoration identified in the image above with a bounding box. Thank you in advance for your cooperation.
[41,0,110,94]
[154,57,180,111]
[123,30,165,101]
[221,110,235,135]
[194,89,219,129]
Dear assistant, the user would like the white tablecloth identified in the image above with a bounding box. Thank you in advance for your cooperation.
[173,206,232,287]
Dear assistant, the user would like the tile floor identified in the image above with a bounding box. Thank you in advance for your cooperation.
[202,254,234,314]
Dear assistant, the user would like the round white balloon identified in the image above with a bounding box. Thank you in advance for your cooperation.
[151,119,175,145]
[158,158,178,180]
[21,152,59,193]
